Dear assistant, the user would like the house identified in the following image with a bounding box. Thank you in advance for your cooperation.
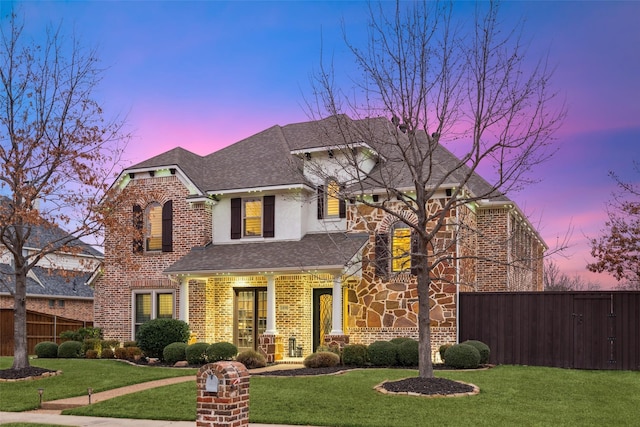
[95,115,545,362]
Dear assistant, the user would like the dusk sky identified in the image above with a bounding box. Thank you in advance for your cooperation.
[7,1,640,289]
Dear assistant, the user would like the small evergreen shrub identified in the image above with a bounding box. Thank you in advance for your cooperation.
[85,349,99,359]
[114,347,128,359]
[206,342,238,362]
[123,341,138,348]
[126,346,142,360]
[438,343,453,363]
[444,343,481,369]
[397,339,419,366]
[462,340,490,364]
[101,340,120,350]
[135,318,190,359]
[186,342,210,365]
[34,341,58,358]
[82,338,102,355]
[342,344,368,366]
[368,341,398,366]
[101,348,115,359]
[163,342,188,365]
[58,340,83,358]
[303,351,340,368]
[60,327,102,342]
[236,350,267,369]
[390,337,414,345]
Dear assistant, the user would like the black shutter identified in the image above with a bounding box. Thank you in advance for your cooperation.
[263,195,275,238]
[231,198,242,239]
[339,185,346,219]
[317,185,324,219]
[375,232,389,279]
[132,204,143,253]
[162,200,173,252]
[410,230,420,275]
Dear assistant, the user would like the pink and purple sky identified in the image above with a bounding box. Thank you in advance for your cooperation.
[8,1,640,289]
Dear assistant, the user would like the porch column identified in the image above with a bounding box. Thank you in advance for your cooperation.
[179,279,189,324]
[265,274,277,334]
[330,274,343,335]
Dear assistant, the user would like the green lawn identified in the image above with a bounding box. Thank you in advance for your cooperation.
[64,365,640,426]
[3,359,639,426]
[0,357,196,411]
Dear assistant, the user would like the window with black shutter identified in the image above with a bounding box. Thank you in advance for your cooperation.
[133,204,143,253]
[317,185,325,219]
[162,200,173,252]
[231,198,242,239]
[263,195,275,238]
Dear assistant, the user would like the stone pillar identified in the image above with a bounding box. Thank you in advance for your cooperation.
[258,334,283,363]
[330,274,343,335]
[196,361,250,427]
[265,275,277,334]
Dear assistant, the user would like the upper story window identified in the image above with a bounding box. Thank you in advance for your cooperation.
[317,179,346,220]
[133,200,173,253]
[231,196,275,239]
[391,223,411,272]
[375,221,417,279]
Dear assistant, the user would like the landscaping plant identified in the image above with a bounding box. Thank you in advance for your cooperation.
[135,318,190,359]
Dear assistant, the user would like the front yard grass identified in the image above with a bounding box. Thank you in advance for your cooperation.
[0,357,197,411]
[63,365,640,426]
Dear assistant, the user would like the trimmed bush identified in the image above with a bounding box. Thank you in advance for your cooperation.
[101,340,120,351]
[101,348,115,359]
[303,351,340,368]
[126,346,142,360]
[438,343,453,363]
[397,339,419,366]
[236,350,267,369]
[462,340,490,364]
[186,342,210,365]
[59,327,102,342]
[206,342,238,362]
[34,341,58,359]
[123,341,138,348]
[85,349,98,359]
[444,343,481,369]
[58,340,83,358]
[114,347,128,359]
[342,344,368,366]
[82,338,102,355]
[135,318,190,359]
[163,342,188,365]
[368,341,398,366]
[390,337,414,345]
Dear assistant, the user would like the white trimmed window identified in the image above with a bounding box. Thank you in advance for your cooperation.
[132,290,175,338]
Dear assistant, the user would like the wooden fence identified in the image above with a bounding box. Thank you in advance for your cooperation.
[459,291,640,370]
[0,309,93,356]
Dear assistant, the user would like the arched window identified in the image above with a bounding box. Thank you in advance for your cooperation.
[145,202,162,251]
[391,222,411,272]
[133,200,173,253]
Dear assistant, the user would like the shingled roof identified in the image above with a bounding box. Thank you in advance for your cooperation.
[0,265,94,298]
[165,232,368,275]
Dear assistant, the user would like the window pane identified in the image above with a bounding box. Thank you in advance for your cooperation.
[156,293,174,318]
[244,199,262,236]
[146,204,162,251]
[135,294,151,324]
[326,180,340,217]
[392,226,411,272]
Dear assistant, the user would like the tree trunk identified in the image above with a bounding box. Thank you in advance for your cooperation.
[12,271,30,369]
[417,271,434,378]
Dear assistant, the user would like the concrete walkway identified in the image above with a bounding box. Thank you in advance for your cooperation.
[0,363,314,427]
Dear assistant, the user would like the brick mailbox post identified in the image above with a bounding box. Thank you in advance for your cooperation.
[196,361,250,427]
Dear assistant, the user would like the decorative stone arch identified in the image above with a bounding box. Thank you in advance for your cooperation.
[376,209,418,233]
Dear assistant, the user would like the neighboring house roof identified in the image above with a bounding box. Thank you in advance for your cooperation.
[164,232,369,275]
[0,264,94,299]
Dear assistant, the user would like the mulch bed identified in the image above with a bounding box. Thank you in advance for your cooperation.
[0,366,58,381]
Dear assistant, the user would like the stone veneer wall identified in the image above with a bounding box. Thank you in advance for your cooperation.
[95,175,212,342]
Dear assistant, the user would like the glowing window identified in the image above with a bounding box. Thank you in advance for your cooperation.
[326,180,341,217]
[133,291,174,338]
[391,224,411,272]
[243,198,262,237]
[145,203,162,251]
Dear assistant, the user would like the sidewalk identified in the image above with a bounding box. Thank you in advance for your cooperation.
[0,363,311,427]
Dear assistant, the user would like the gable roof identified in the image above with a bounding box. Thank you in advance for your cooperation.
[0,264,94,299]
[164,232,368,275]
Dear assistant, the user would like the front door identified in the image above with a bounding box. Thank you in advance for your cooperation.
[234,288,267,352]
[313,288,333,351]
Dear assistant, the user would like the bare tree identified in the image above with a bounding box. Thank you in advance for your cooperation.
[306,1,565,378]
[544,260,600,291]
[588,163,640,288]
[0,15,133,370]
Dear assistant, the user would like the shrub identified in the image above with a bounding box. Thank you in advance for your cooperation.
[438,343,453,363]
[85,349,99,359]
[390,337,414,345]
[368,341,398,366]
[135,318,190,359]
[114,347,128,359]
[60,327,102,342]
[123,341,138,348]
[101,348,115,359]
[82,338,102,355]
[206,342,238,362]
[101,340,120,351]
[236,350,267,369]
[34,341,58,359]
[126,346,142,360]
[462,340,490,364]
[303,351,340,368]
[444,343,481,369]
[186,342,210,365]
[163,342,188,365]
[58,340,83,358]
[397,339,419,366]
[342,344,368,366]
